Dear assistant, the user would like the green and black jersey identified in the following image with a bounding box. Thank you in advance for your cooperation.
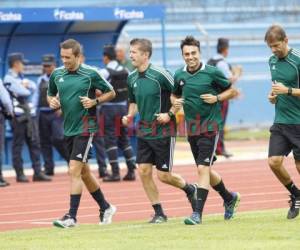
[48,64,113,136]
[127,63,176,139]
[173,63,230,135]
[268,48,300,124]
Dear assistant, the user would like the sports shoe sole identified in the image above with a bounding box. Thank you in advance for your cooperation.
[184,217,200,225]
[53,220,76,228]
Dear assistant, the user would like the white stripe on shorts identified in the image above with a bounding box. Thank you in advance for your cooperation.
[168,137,176,171]
[83,133,94,163]
[209,132,219,166]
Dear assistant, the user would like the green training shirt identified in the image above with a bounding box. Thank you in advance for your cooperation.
[127,63,176,139]
[48,64,113,136]
[268,48,300,124]
[173,63,230,135]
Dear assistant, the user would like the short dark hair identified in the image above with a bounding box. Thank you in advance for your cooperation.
[217,38,229,53]
[264,24,287,43]
[8,52,27,68]
[180,36,200,52]
[130,38,152,58]
[103,44,116,60]
[60,39,81,57]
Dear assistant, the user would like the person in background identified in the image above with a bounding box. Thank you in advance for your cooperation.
[100,45,136,182]
[4,53,51,183]
[36,54,69,176]
[208,38,242,158]
[116,45,135,72]
[0,79,13,187]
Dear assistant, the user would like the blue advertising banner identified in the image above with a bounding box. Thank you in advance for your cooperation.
[0,6,164,23]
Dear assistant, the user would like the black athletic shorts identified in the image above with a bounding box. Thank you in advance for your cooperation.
[136,137,175,172]
[188,132,219,166]
[64,133,94,163]
[269,124,300,160]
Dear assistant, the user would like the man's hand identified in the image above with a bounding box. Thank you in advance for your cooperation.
[200,94,218,104]
[232,65,243,77]
[155,113,170,124]
[79,96,96,109]
[49,97,61,109]
[268,91,277,104]
[272,82,288,95]
[122,115,133,127]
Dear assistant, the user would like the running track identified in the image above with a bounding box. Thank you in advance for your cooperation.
[0,158,299,232]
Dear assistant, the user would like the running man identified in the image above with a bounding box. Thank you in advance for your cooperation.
[48,39,116,228]
[122,38,197,223]
[171,36,240,225]
[265,24,300,219]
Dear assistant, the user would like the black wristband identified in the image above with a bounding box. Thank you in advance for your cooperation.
[168,111,175,118]
[288,87,293,96]
[95,99,100,105]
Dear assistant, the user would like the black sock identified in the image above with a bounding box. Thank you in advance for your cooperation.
[285,182,300,196]
[91,189,110,211]
[152,203,165,216]
[182,183,195,196]
[69,194,81,219]
[195,188,209,216]
[212,180,233,203]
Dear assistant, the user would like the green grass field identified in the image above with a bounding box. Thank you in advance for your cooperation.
[225,128,270,141]
[1,209,299,250]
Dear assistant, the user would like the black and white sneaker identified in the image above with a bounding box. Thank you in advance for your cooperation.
[148,214,167,224]
[287,195,300,219]
[53,214,76,228]
[99,205,117,225]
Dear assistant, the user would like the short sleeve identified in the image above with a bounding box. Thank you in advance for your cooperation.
[159,69,174,92]
[216,60,232,79]
[212,68,231,92]
[172,72,183,96]
[47,72,58,96]
[92,69,114,93]
[127,78,136,103]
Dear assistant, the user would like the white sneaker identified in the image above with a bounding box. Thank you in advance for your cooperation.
[53,214,77,228]
[99,205,117,225]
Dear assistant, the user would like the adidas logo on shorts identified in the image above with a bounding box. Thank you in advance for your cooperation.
[204,158,210,163]
[76,153,83,159]
[161,164,168,169]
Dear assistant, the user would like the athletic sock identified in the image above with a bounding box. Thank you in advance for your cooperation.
[285,181,300,197]
[91,189,110,211]
[212,180,233,203]
[152,203,165,216]
[195,188,209,216]
[69,194,81,219]
[182,183,195,196]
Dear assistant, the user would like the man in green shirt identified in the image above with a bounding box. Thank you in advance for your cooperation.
[47,39,116,228]
[265,24,300,219]
[122,38,197,223]
[171,36,240,225]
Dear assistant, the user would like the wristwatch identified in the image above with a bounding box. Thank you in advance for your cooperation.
[95,99,100,105]
[168,111,175,118]
[288,87,293,96]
